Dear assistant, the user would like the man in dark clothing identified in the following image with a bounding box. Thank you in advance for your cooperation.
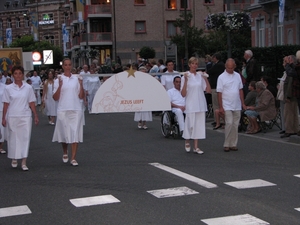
[207,52,225,128]
[244,50,260,83]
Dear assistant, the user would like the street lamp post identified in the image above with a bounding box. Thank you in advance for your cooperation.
[226,0,232,58]
[184,0,188,66]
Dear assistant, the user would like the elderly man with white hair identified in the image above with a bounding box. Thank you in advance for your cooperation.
[244,50,260,84]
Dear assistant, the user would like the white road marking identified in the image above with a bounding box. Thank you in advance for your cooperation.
[149,162,218,188]
[147,186,199,198]
[295,208,300,212]
[294,174,300,178]
[201,213,270,225]
[0,205,32,218]
[224,179,276,189]
[70,195,120,207]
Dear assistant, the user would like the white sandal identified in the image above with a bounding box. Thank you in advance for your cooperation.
[70,160,78,166]
[0,149,6,154]
[193,148,204,155]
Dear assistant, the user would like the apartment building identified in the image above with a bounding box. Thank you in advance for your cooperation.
[0,0,255,68]
[248,0,300,47]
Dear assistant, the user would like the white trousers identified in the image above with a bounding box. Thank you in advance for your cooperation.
[172,108,184,132]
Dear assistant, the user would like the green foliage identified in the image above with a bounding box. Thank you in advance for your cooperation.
[139,46,156,59]
[171,12,206,58]
[9,35,63,68]
[218,45,300,83]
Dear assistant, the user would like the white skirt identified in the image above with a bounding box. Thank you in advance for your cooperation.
[134,111,152,121]
[52,110,83,143]
[183,112,206,139]
[7,116,32,159]
[0,111,5,142]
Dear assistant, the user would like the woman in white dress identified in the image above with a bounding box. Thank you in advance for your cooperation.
[0,82,6,154]
[181,57,211,154]
[42,70,57,125]
[52,58,85,166]
[83,68,101,113]
[2,66,39,170]
[134,66,152,129]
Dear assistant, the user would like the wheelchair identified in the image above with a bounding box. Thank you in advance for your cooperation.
[161,111,182,139]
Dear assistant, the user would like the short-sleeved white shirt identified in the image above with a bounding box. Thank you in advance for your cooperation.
[30,76,42,89]
[161,71,179,91]
[0,83,5,110]
[53,74,82,111]
[180,71,207,113]
[167,87,185,107]
[216,70,243,111]
[2,82,36,117]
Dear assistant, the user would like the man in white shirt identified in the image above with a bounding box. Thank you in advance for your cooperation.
[167,76,185,134]
[161,59,179,91]
[217,58,246,152]
[30,71,42,105]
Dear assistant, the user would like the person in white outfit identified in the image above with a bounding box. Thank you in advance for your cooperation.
[42,70,57,125]
[167,76,185,135]
[181,57,211,155]
[52,58,85,166]
[2,66,39,171]
[0,81,6,154]
[217,58,246,152]
[30,71,42,105]
[83,68,101,113]
[161,59,179,91]
[134,66,152,129]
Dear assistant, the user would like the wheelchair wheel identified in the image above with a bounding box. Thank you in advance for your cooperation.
[161,111,172,137]
[172,125,180,139]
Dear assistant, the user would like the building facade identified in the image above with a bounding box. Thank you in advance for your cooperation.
[248,0,300,47]
[0,0,67,49]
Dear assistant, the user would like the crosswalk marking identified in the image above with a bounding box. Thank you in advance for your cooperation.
[0,205,32,218]
[149,162,218,188]
[70,195,120,207]
[224,179,276,189]
[295,208,300,212]
[294,174,300,178]
[147,186,199,198]
[201,213,270,225]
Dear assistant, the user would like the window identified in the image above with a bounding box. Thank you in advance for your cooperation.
[44,35,54,45]
[167,21,176,37]
[7,18,11,28]
[134,0,144,5]
[42,13,54,21]
[277,24,283,45]
[135,21,146,33]
[16,17,20,28]
[0,20,2,30]
[204,0,214,4]
[24,17,29,27]
[257,19,265,47]
[180,0,189,9]
[167,0,176,9]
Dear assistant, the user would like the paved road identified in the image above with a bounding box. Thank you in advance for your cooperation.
[1,110,300,225]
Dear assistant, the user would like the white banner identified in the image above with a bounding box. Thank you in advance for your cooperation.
[91,70,171,113]
[279,0,285,23]
[6,28,12,46]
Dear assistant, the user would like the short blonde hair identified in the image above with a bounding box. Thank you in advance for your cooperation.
[188,57,199,65]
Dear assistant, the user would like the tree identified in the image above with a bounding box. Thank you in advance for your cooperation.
[9,35,63,68]
[139,46,155,60]
[170,12,207,59]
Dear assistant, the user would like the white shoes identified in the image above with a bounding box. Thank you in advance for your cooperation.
[62,154,69,163]
[22,165,29,171]
[185,143,190,152]
[11,160,18,168]
[193,148,204,155]
[0,149,6,154]
[70,160,78,166]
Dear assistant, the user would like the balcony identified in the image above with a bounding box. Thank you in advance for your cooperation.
[224,3,251,12]
[258,0,277,4]
[86,4,112,17]
[71,36,81,50]
[66,42,71,51]
[70,13,80,24]
[80,32,112,45]
[64,0,70,8]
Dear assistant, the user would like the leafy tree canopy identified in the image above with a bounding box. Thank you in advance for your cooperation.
[139,46,156,59]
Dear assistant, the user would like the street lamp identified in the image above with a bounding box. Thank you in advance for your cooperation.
[226,0,232,58]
